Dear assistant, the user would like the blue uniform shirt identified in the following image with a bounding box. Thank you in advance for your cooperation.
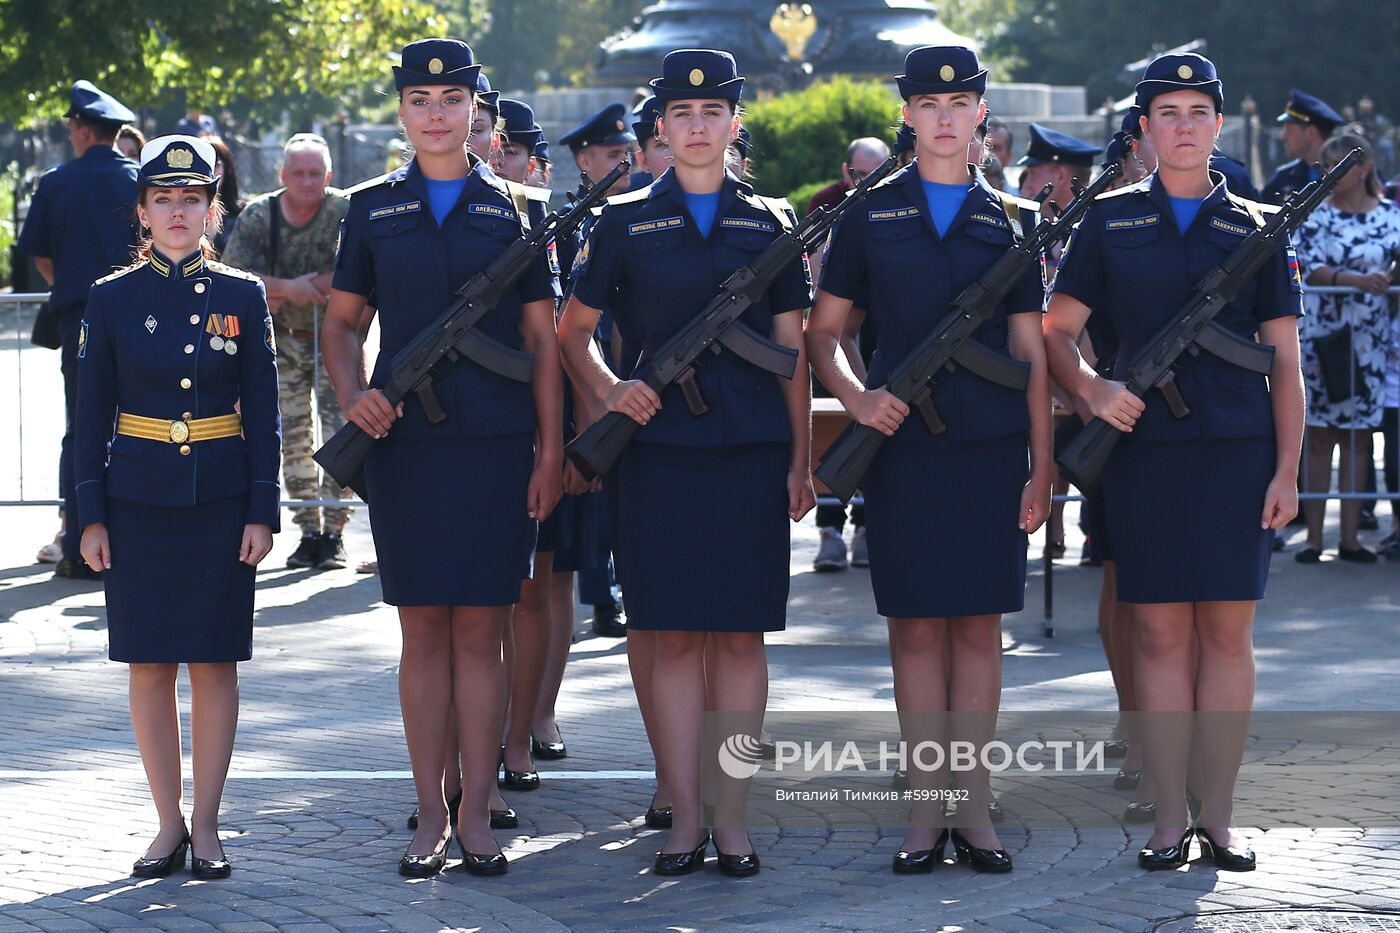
[570,168,811,448]
[18,146,139,314]
[1053,171,1304,442]
[333,155,559,439]
[75,251,283,530]
[820,163,1044,448]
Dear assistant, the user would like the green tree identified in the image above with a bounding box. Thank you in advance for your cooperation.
[471,0,646,90]
[0,0,448,125]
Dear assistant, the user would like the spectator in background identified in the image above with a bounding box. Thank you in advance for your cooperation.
[1294,132,1400,564]
[985,116,1014,170]
[116,125,145,161]
[207,137,245,256]
[1263,89,1343,203]
[222,133,353,571]
[807,136,891,285]
[174,108,218,138]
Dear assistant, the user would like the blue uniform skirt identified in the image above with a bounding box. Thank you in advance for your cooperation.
[616,442,790,632]
[1082,486,1115,563]
[863,434,1029,619]
[1104,436,1275,603]
[536,490,601,574]
[104,495,254,663]
[365,433,536,607]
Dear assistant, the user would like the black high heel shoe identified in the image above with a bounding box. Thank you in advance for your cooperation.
[892,828,949,874]
[1123,802,1157,823]
[645,793,674,829]
[531,729,568,760]
[1114,769,1143,791]
[131,831,189,878]
[498,747,540,791]
[191,837,233,880]
[950,828,1012,873]
[653,833,709,876]
[1138,828,1193,870]
[1195,827,1256,871]
[714,835,761,877]
[408,791,463,830]
[457,835,509,876]
[489,806,519,830]
[398,832,450,878]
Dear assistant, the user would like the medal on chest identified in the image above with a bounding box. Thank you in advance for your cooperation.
[205,313,241,354]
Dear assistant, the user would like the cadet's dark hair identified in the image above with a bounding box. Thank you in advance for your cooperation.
[129,186,225,266]
[75,115,121,143]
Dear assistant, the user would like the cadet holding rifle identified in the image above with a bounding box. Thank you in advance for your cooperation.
[559,49,813,879]
[1044,53,1311,873]
[808,46,1050,876]
[320,38,562,879]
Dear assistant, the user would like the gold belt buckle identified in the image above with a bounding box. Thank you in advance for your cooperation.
[169,420,190,444]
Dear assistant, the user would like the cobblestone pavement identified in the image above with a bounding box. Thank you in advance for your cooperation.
[2,481,1398,932]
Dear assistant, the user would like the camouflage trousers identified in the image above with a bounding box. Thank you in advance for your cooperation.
[277,329,352,534]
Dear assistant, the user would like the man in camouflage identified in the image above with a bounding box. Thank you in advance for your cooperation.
[222,133,353,570]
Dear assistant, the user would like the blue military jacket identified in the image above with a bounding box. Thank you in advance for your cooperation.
[1053,171,1303,442]
[332,155,558,438]
[75,250,283,529]
[570,168,811,448]
[819,162,1044,448]
[18,146,139,314]
[1210,152,1260,201]
[1262,158,1314,205]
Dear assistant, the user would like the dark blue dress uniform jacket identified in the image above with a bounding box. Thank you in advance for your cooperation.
[75,252,283,529]
[819,164,1044,447]
[1262,158,1315,205]
[18,146,139,314]
[569,168,811,447]
[1053,172,1304,441]
[332,156,559,438]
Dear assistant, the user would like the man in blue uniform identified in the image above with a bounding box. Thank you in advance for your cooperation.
[630,96,667,190]
[1015,123,1099,217]
[19,80,140,579]
[1263,89,1343,204]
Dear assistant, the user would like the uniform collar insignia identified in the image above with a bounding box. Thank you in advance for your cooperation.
[149,247,204,279]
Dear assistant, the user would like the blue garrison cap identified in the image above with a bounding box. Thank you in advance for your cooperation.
[64,80,136,125]
[138,135,218,188]
[732,126,751,160]
[559,103,635,153]
[1135,52,1223,112]
[1277,88,1343,132]
[649,49,744,104]
[894,122,917,155]
[1015,123,1099,168]
[533,139,550,163]
[632,96,663,144]
[474,72,500,117]
[1119,106,1144,141]
[896,46,988,100]
[498,99,543,149]
[393,39,481,92]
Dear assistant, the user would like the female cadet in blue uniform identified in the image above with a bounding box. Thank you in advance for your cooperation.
[1044,53,1305,871]
[75,135,281,880]
[807,46,1051,874]
[322,38,563,878]
[559,49,814,877]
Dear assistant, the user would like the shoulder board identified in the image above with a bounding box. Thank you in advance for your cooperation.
[755,195,794,214]
[606,185,653,206]
[343,172,395,197]
[94,262,146,286]
[1226,194,1279,216]
[206,260,262,283]
[590,205,606,217]
[1095,182,1149,201]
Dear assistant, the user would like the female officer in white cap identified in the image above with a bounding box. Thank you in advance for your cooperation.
[76,134,281,880]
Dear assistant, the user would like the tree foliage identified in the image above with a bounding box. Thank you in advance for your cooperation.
[472,0,646,91]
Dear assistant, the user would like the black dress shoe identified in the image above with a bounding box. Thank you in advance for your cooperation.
[715,836,761,877]
[653,833,708,876]
[490,807,519,830]
[1114,769,1142,791]
[592,603,627,637]
[1195,827,1256,871]
[950,828,1012,873]
[1124,802,1157,823]
[398,833,450,878]
[457,837,509,876]
[1339,546,1378,563]
[1104,739,1130,759]
[645,797,674,828]
[131,832,189,878]
[1138,828,1193,870]
[409,791,463,830]
[190,839,233,880]
[531,730,568,760]
[53,557,101,580]
[892,829,949,874]
[499,767,540,791]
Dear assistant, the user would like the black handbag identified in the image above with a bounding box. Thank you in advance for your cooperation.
[1312,327,1367,405]
[29,301,61,350]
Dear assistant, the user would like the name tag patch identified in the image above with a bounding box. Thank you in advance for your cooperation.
[969,212,1009,229]
[719,216,775,233]
[469,203,517,222]
[628,216,684,236]
[1105,214,1160,231]
[1210,217,1252,237]
[369,201,421,221]
[868,207,921,222]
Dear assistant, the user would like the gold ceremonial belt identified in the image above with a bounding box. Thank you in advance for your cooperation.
[116,412,243,444]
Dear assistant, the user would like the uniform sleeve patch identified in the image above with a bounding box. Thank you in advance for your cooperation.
[1210,217,1252,237]
[547,240,560,275]
[868,207,921,222]
[265,316,277,354]
[969,212,1009,229]
[718,216,775,233]
[469,202,517,222]
[368,201,421,220]
[1105,214,1160,231]
[1286,245,1303,294]
[628,216,684,235]
[78,321,88,359]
